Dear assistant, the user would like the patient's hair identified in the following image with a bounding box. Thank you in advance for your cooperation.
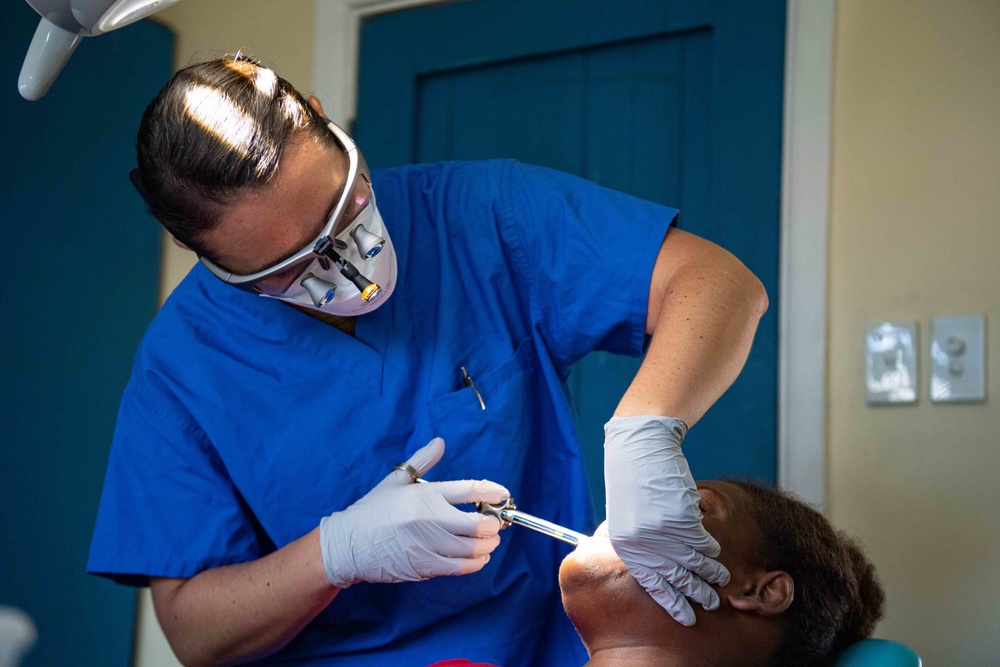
[132,55,332,259]
[731,480,885,667]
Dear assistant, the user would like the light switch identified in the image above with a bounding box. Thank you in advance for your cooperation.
[865,321,918,404]
[930,314,986,402]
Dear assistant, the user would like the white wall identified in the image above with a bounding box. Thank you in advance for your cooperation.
[828,1,1000,664]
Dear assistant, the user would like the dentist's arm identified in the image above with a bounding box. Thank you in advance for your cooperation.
[150,530,334,667]
[151,439,507,666]
[606,227,768,626]
[621,227,768,424]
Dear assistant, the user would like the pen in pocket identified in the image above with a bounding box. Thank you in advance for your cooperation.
[460,366,486,410]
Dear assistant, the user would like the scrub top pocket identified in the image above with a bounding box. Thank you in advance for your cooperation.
[425,338,537,491]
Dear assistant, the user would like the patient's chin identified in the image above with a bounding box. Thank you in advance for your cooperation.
[559,536,659,646]
[559,536,633,597]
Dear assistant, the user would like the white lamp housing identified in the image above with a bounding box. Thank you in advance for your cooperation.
[18,0,182,100]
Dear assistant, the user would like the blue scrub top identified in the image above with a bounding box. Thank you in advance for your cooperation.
[88,160,676,667]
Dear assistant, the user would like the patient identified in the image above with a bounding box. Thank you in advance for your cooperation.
[558,480,885,667]
[429,480,883,667]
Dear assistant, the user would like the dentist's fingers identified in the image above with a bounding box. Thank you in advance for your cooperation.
[650,558,722,611]
[421,529,502,559]
[434,479,511,506]
[629,562,697,626]
[407,437,446,476]
[682,546,731,587]
[427,553,494,577]
[427,481,509,537]
[385,438,447,486]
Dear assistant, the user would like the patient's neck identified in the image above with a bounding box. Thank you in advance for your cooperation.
[579,615,776,667]
[584,645,695,666]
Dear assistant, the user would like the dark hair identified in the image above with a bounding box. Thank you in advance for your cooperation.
[132,55,333,259]
[730,480,886,667]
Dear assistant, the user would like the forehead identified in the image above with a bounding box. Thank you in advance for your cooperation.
[698,480,763,556]
[204,134,349,274]
[698,480,747,510]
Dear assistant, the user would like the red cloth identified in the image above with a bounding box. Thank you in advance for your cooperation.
[428,661,502,667]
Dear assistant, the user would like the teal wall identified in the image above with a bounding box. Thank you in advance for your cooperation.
[0,5,171,664]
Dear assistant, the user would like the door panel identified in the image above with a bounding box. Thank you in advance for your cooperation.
[357,0,784,518]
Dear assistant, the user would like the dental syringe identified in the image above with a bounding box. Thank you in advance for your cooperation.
[392,462,586,545]
[475,497,587,546]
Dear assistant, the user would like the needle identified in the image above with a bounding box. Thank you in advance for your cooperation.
[500,508,588,545]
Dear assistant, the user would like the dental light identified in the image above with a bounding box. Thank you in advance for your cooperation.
[18,0,183,100]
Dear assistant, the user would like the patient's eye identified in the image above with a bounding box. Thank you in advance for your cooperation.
[698,500,710,515]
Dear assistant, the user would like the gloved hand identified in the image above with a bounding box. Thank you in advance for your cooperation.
[319,437,510,589]
[604,415,731,626]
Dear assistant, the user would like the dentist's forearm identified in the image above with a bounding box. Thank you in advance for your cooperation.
[150,527,338,667]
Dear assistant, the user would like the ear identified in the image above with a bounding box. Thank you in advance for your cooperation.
[307,95,326,117]
[170,236,192,251]
[728,571,794,618]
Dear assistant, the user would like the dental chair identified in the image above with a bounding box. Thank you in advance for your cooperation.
[834,639,922,666]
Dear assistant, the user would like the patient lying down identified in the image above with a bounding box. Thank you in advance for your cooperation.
[559,480,885,667]
[431,480,884,667]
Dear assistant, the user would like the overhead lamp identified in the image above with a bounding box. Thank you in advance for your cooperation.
[18,0,183,100]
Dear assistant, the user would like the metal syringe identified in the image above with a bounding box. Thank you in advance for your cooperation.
[393,462,587,545]
[475,498,588,546]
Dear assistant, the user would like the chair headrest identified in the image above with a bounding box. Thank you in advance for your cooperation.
[833,639,922,667]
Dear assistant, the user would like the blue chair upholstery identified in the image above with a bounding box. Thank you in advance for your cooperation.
[834,639,922,667]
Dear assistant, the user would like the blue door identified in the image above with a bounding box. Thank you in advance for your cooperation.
[0,5,171,664]
[356,0,784,517]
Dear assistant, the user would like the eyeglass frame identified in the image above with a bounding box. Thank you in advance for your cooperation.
[199,119,369,292]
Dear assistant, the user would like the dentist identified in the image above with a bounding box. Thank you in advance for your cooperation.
[87,55,767,667]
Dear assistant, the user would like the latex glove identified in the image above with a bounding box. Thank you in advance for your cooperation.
[604,415,731,625]
[320,437,509,589]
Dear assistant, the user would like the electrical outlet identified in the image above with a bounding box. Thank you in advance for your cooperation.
[930,314,986,402]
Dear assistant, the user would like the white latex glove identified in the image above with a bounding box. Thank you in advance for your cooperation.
[604,415,731,626]
[320,437,509,589]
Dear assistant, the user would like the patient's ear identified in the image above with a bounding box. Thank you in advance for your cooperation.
[728,571,794,617]
[170,236,192,251]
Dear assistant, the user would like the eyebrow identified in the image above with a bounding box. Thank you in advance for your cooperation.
[700,485,735,516]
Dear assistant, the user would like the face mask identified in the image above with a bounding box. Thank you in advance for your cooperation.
[263,200,398,316]
[199,118,395,318]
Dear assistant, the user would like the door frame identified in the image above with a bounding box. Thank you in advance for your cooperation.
[313,0,833,510]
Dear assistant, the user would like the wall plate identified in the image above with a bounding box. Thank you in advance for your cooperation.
[865,321,918,404]
[930,314,986,402]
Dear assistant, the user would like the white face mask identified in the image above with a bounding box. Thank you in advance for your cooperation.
[199,120,392,315]
[263,199,398,316]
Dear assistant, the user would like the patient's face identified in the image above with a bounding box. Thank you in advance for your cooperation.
[559,481,761,643]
